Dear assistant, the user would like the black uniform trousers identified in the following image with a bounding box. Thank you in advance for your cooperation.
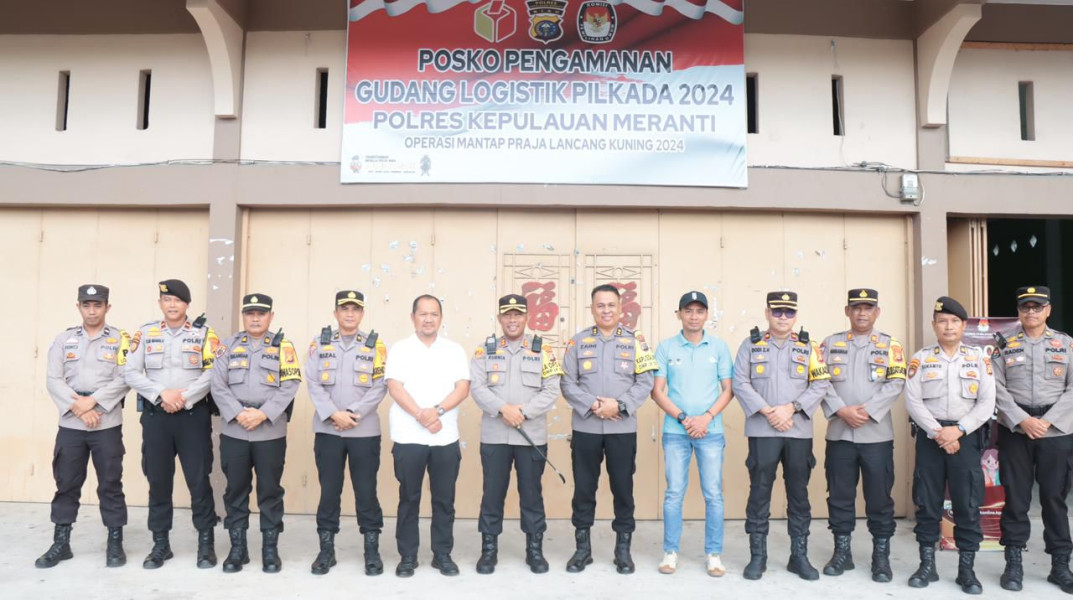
[313,433,383,534]
[220,434,287,532]
[825,439,896,537]
[50,425,127,527]
[745,437,815,537]
[478,443,547,536]
[570,431,637,533]
[140,401,217,532]
[912,427,983,551]
[998,427,1073,554]
[393,441,461,558]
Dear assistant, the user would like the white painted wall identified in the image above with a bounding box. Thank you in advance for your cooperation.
[948,47,1073,166]
[744,34,919,170]
[240,31,346,162]
[0,35,215,165]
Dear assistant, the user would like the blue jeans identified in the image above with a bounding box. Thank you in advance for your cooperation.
[662,432,725,554]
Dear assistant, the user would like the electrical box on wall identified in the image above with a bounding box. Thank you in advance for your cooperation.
[901,173,921,203]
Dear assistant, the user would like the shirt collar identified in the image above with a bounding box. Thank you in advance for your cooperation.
[676,331,710,347]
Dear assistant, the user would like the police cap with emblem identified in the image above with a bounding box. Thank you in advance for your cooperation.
[1016,286,1050,306]
[766,291,798,310]
[158,279,191,304]
[336,290,365,308]
[847,288,879,306]
[678,291,708,310]
[78,284,109,302]
[933,296,967,320]
[498,294,527,314]
[242,293,273,313]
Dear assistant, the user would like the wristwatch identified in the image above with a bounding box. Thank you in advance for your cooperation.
[791,401,803,413]
[519,407,528,420]
[435,404,446,417]
[676,412,687,423]
[617,400,627,415]
[956,424,967,435]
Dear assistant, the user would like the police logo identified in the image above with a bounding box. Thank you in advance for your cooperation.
[577,1,615,44]
[527,0,568,44]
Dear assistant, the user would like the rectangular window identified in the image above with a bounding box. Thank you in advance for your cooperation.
[56,71,70,131]
[315,68,329,129]
[1019,81,1035,141]
[746,73,758,134]
[831,75,844,136]
[137,70,152,130]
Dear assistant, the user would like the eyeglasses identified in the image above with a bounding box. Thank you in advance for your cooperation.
[1018,304,1047,314]
[771,309,797,319]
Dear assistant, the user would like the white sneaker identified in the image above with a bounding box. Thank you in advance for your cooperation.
[706,553,726,577]
[658,551,678,574]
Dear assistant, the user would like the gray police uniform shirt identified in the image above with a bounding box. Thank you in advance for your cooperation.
[993,326,1073,438]
[561,325,657,435]
[211,331,302,442]
[124,318,220,410]
[305,329,388,439]
[46,324,130,431]
[470,334,563,445]
[820,330,907,443]
[904,343,996,438]
[733,330,832,439]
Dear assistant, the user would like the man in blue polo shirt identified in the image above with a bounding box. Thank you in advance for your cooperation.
[651,291,734,577]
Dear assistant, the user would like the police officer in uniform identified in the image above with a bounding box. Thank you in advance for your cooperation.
[36,285,131,569]
[819,289,906,582]
[993,286,1073,594]
[904,296,995,594]
[470,294,563,575]
[306,290,388,576]
[733,291,831,581]
[211,294,301,573]
[562,284,657,575]
[125,279,220,569]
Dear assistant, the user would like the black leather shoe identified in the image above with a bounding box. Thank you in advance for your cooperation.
[363,531,383,576]
[35,524,74,569]
[613,532,635,574]
[222,528,249,574]
[262,528,282,573]
[908,543,939,588]
[526,533,550,574]
[823,534,853,576]
[1001,546,1024,591]
[476,534,498,574]
[105,527,126,568]
[743,533,767,581]
[432,553,460,576]
[1049,551,1073,594]
[396,556,418,577]
[871,537,892,583]
[566,528,593,573]
[142,531,173,569]
[196,528,216,568]
[787,536,819,581]
[311,530,336,575]
[955,550,983,595]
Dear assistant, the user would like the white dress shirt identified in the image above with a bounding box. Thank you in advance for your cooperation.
[385,333,470,446]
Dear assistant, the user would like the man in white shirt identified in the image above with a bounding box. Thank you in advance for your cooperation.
[386,295,471,578]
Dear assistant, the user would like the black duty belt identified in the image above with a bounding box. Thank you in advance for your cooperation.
[937,419,960,427]
[1016,403,1054,418]
[74,390,96,396]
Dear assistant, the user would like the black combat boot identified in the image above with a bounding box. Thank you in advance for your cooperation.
[565,528,593,573]
[908,543,939,587]
[525,532,549,574]
[35,524,73,568]
[743,533,767,580]
[955,550,983,594]
[871,537,892,583]
[222,528,249,573]
[363,531,383,575]
[311,530,336,575]
[823,533,854,576]
[105,527,126,567]
[1000,545,1024,591]
[142,531,173,569]
[613,532,635,574]
[1048,551,1073,594]
[475,533,498,574]
[196,528,216,568]
[262,528,282,573]
[787,535,819,581]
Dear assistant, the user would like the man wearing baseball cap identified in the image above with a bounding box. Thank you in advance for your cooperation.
[651,291,733,577]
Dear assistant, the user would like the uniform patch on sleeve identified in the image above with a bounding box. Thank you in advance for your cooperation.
[907,357,921,379]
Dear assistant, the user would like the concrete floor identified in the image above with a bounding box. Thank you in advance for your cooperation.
[1,502,1061,599]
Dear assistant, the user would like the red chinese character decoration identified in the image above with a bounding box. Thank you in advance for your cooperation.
[611,281,641,329]
[521,281,559,332]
